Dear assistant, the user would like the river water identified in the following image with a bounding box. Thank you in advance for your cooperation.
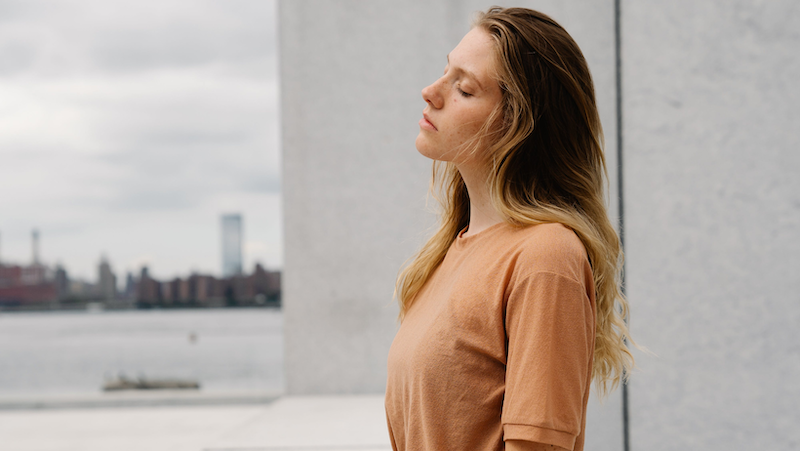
[0,308,283,396]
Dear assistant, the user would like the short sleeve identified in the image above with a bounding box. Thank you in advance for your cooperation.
[502,271,595,451]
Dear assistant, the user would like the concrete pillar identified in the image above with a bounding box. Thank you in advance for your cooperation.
[623,1,800,449]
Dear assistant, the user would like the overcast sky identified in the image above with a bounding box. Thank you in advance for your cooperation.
[0,0,281,282]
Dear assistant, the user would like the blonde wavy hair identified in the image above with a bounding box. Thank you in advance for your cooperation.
[395,7,634,397]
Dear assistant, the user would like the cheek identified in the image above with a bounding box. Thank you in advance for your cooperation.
[459,108,491,136]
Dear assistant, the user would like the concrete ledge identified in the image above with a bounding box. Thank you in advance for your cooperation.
[0,390,281,410]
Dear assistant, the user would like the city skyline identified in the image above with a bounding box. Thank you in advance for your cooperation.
[0,0,282,280]
[0,217,279,287]
[0,238,281,310]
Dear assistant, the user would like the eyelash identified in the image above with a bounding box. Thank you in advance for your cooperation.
[442,66,473,97]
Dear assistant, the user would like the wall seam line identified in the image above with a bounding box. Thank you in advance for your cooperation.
[614,0,631,451]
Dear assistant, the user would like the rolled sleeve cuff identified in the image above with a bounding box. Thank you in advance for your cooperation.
[503,423,577,451]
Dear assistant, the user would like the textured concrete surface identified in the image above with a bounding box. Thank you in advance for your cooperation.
[623,1,800,449]
[0,395,390,451]
[281,0,437,395]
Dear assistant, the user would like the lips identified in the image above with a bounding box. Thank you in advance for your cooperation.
[420,113,438,131]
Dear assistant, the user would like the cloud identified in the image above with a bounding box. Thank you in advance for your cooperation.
[0,0,277,77]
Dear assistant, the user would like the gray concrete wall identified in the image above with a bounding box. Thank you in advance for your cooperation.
[280,0,445,396]
[623,1,800,449]
[280,1,625,449]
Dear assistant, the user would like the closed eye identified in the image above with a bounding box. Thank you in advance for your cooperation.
[457,86,473,98]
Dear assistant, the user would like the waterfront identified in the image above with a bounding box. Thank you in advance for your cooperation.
[0,308,283,397]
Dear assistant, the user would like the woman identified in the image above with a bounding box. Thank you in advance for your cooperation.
[385,7,634,451]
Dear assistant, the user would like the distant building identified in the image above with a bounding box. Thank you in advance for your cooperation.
[0,230,58,308]
[221,214,243,277]
[54,265,69,300]
[98,256,117,301]
[178,278,190,302]
[123,272,137,300]
[20,264,46,286]
[160,280,174,305]
[31,229,40,265]
[249,263,281,302]
[189,273,215,303]
[0,262,57,307]
[137,266,159,306]
[68,279,96,298]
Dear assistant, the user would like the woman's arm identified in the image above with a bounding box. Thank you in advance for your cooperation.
[506,440,569,451]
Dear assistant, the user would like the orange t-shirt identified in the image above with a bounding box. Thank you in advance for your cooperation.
[385,222,596,451]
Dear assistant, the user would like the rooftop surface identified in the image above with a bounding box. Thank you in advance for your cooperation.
[0,393,391,451]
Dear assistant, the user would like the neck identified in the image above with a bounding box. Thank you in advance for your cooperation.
[457,161,503,237]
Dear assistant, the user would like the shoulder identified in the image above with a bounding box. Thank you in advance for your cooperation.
[509,222,590,283]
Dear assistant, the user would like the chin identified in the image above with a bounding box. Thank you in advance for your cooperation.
[415,135,435,160]
[417,133,463,164]
[415,134,445,161]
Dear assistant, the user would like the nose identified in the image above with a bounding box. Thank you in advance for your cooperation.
[421,78,443,109]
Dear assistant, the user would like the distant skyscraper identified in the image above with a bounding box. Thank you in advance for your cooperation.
[54,265,69,300]
[137,265,158,303]
[32,229,40,265]
[221,214,243,277]
[98,256,117,301]
[123,272,137,299]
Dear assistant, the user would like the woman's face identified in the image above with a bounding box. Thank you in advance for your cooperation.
[416,27,503,166]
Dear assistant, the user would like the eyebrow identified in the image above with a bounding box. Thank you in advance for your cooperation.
[446,54,485,91]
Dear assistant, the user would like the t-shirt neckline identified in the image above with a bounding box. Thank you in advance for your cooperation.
[455,221,506,246]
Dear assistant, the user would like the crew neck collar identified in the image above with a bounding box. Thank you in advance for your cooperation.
[455,221,506,247]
